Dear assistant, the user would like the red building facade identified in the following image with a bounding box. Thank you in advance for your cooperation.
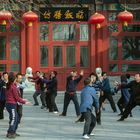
[0,1,140,90]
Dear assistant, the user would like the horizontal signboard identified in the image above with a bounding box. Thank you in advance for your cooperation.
[40,7,89,22]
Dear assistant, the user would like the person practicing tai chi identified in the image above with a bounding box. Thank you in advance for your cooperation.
[60,70,84,117]
[80,77,99,139]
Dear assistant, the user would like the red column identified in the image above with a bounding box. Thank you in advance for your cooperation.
[26,24,34,70]
[97,28,103,68]
[32,21,40,72]
[90,24,96,72]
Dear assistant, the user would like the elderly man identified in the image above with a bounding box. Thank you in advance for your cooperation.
[80,77,99,139]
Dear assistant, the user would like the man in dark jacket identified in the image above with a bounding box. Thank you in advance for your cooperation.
[0,72,8,119]
[41,71,59,113]
[117,73,140,121]
[97,72,117,125]
[60,70,84,117]
[80,77,99,139]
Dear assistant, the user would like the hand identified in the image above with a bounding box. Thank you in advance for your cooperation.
[39,75,43,79]
[70,71,73,75]
[80,70,84,75]
[114,81,119,86]
[25,101,32,105]
[23,98,28,102]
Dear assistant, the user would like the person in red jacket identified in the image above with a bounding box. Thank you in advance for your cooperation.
[5,74,30,139]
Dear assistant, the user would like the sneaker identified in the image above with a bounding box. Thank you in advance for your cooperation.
[53,111,59,114]
[83,134,90,139]
[89,133,95,136]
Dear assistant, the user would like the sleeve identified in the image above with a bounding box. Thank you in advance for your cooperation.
[120,81,133,89]
[67,75,72,81]
[75,75,83,83]
[13,87,26,104]
[41,78,52,84]
[93,94,99,112]
[19,82,26,89]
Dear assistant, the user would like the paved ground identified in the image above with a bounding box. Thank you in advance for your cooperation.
[0,92,140,140]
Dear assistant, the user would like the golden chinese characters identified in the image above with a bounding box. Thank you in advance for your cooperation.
[54,10,62,19]
[76,10,84,19]
[64,10,74,19]
[44,10,51,19]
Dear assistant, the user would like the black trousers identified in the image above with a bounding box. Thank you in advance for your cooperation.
[96,92,117,124]
[16,105,23,124]
[117,96,132,116]
[117,96,124,114]
[46,91,58,112]
[33,90,46,106]
[62,92,80,116]
[0,100,5,119]
[82,110,96,135]
[121,97,139,119]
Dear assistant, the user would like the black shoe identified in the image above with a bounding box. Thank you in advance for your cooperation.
[6,133,16,139]
[97,121,101,125]
[117,118,124,121]
[59,113,66,116]
[118,113,123,116]
[130,114,133,117]
[75,118,84,123]
[34,104,39,106]
[16,133,20,136]
[41,105,45,109]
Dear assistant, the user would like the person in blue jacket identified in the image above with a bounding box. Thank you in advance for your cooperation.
[80,77,99,139]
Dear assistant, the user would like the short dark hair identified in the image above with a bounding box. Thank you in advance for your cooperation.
[2,72,8,75]
[36,71,40,74]
[102,72,107,76]
[16,73,22,78]
[89,72,97,79]
[53,71,57,76]
[84,77,91,86]
[125,73,130,79]
[7,74,16,90]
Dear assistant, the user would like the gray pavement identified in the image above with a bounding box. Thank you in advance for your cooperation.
[0,92,140,140]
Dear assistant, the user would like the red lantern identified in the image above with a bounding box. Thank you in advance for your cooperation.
[0,10,12,25]
[117,10,133,26]
[89,12,105,29]
[22,11,38,27]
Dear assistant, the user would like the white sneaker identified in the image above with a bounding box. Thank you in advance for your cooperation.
[89,133,95,136]
[83,134,90,139]
[53,111,59,114]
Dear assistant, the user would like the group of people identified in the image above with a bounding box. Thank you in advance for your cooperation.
[0,72,30,138]
[1,69,140,139]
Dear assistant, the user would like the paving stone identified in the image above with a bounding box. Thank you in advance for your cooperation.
[0,91,140,140]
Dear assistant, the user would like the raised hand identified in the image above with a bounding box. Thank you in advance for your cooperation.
[80,70,84,75]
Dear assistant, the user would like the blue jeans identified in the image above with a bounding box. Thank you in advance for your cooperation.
[6,103,19,134]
